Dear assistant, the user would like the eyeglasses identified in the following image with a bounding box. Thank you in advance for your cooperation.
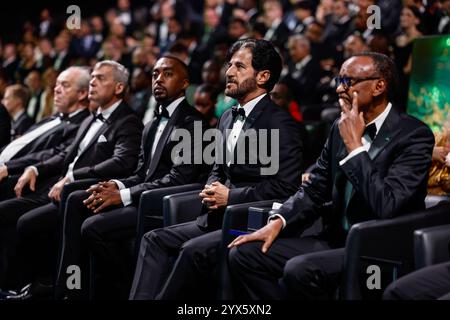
[334,76,381,90]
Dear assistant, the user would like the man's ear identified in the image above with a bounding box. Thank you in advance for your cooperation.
[181,78,189,91]
[372,79,387,98]
[256,70,271,87]
[115,82,125,96]
[78,89,88,102]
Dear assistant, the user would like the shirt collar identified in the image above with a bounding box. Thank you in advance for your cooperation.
[98,99,122,120]
[159,96,184,117]
[237,93,267,117]
[367,102,392,134]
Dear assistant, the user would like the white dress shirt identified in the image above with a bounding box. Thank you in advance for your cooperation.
[114,97,184,206]
[1,116,61,164]
[63,100,122,182]
[226,93,266,166]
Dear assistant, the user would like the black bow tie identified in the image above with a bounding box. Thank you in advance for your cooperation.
[58,113,69,121]
[94,113,105,122]
[231,106,246,120]
[364,123,377,141]
[154,106,170,119]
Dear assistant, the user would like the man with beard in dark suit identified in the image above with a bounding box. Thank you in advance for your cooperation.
[0,60,142,296]
[0,67,91,201]
[53,55,210,299]
[129,39,304,300]
[228,52,435,300]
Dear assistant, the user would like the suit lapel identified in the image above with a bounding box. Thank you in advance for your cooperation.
[347,106,401,202]
[240,95,268,133]
[146,101,185,179]
[367,107,400,161]
[77,121,109,159]
[233,95,268,153]
[77,103,124,159]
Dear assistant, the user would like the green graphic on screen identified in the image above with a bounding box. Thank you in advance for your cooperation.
[408,35,450,133]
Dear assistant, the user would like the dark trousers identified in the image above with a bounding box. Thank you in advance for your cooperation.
[129,221,223,300]
[9,179,98,289]
[0,175,19,201]
[228,235,344,299]
[55,189,139,299]
[0,179,54,289]
[383,261,450,300]
[16,202,59,286]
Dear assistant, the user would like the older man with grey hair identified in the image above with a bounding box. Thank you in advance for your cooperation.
[0,60,143,298]
[0,66,91,200]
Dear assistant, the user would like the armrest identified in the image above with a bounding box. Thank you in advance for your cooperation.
[135,183,204,256]
[414,224,450,269]
[342,201,450,300]
[162,190,203,226]
[217,199,282,300]
[222,200,283,239]
[247,207,274,232]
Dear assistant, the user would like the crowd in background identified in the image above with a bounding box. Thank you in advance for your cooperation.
[0,0,449,164]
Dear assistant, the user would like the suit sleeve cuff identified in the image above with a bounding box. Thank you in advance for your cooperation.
[119,188,132,206]
[268,213,287,229]
[112,179,126,190]
[339,146,367,166]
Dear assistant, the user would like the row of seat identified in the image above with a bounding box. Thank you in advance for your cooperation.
[86,181,450,300]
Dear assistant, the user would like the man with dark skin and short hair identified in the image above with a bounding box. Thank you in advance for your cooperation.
[53,55,209,300]
[129,39,304,300]
[228,52,435,300]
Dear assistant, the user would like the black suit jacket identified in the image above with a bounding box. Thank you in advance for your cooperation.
[198,94,304,228]
[4,109,90,175]
[34,102,143,183]
[277,107,435,246]
[285,57,324,107]
[11,112,34,140]
[0,104,11,149]
[119,99,209,204]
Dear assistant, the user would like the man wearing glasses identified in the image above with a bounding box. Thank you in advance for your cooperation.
[228,52,435,299]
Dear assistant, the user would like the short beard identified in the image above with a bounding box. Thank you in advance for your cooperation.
[225,77,258,100]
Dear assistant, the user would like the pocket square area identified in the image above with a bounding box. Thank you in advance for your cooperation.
[97,135,107,143]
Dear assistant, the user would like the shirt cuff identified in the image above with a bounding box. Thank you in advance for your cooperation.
[65,170,74,183]
[27,166,39,176]
[119,188,132,206]
[268,213,287,229]
[339,146,367,166]
[111,179,125,190]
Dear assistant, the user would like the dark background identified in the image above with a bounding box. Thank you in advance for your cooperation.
[0,0,150,43]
